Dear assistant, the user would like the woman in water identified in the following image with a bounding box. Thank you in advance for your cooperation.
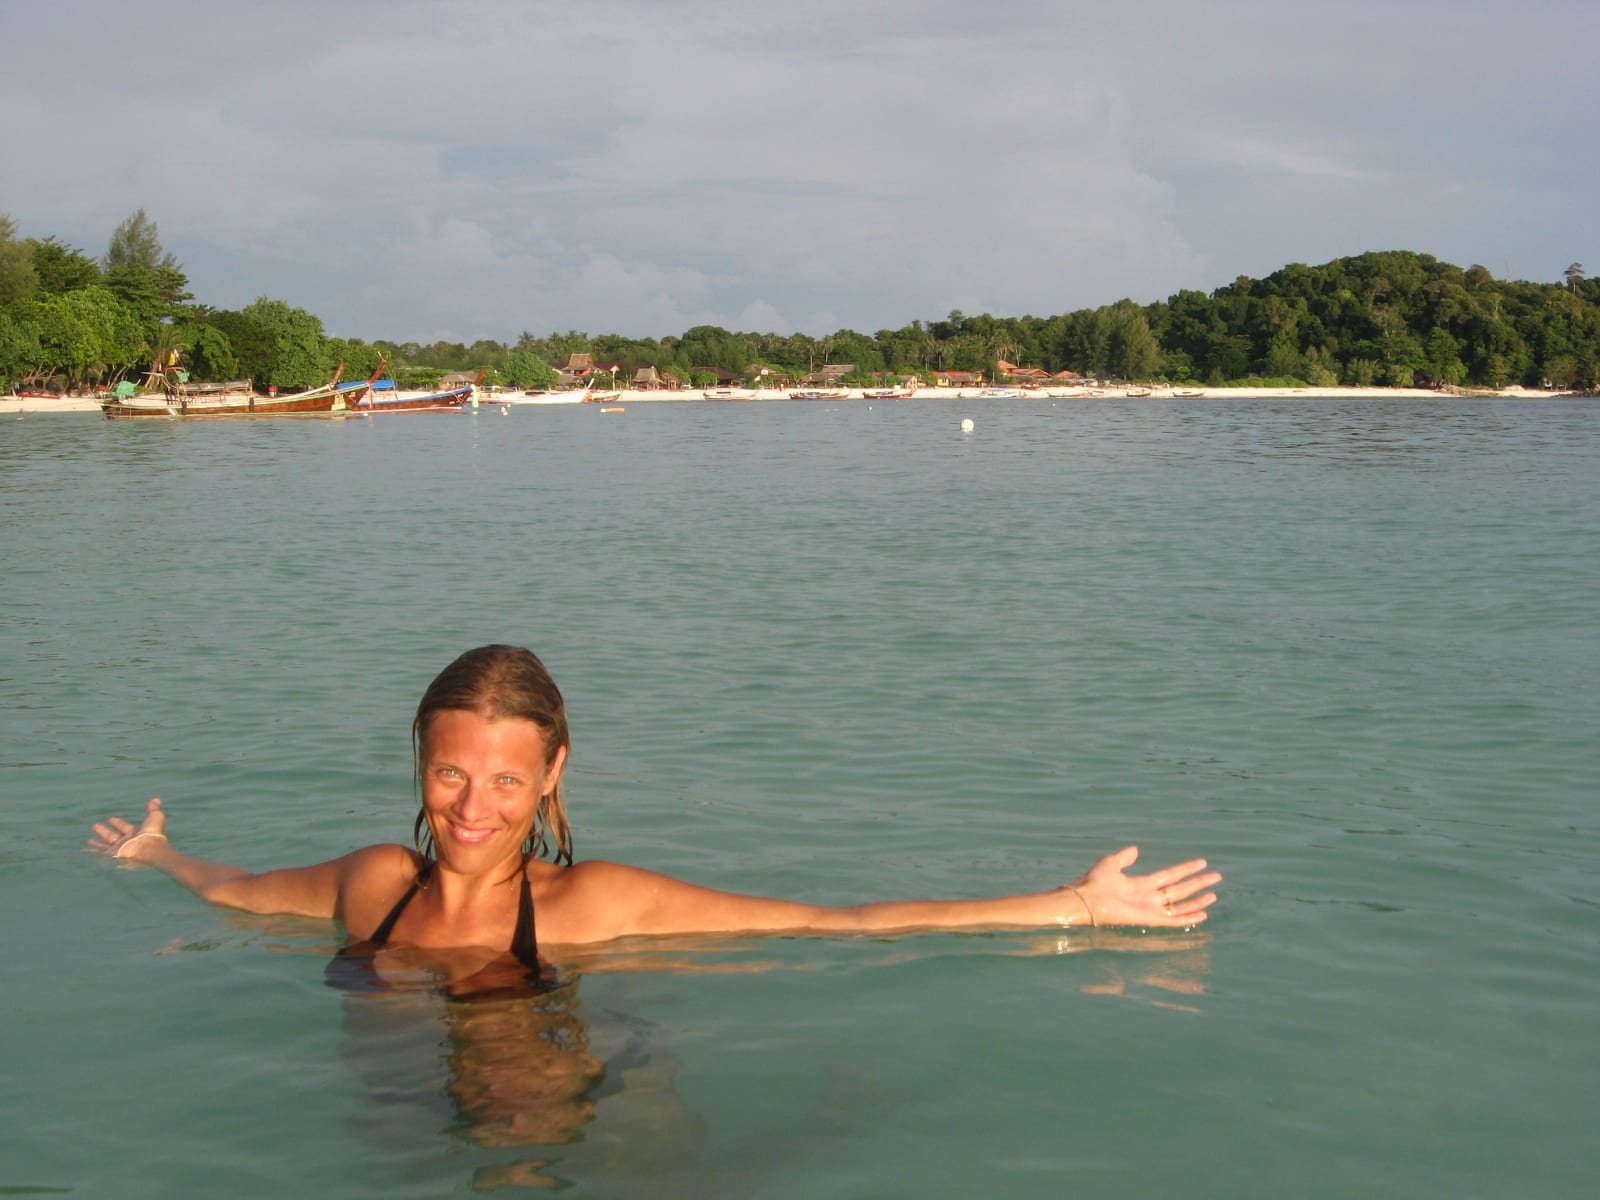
[89,645,1221,986]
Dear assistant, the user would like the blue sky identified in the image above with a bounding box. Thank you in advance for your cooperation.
[5,0,1595,342]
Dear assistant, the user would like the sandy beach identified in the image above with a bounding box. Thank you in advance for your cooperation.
[1,384,1573,416]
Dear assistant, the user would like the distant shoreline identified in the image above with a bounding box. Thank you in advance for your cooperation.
[2,384,1579,416]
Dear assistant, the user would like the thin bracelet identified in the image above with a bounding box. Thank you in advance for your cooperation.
[115,832,168,859]
[1064,885,1096,927]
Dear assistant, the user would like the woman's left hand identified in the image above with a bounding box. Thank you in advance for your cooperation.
[1070,846,1221,928]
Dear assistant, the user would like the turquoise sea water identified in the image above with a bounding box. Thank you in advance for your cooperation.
[2,395,1596,1198]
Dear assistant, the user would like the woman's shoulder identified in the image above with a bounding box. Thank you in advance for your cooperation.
[530,857,650,890]
[336,841,422,878]
[527,858,686,945]
[335,843,426,931]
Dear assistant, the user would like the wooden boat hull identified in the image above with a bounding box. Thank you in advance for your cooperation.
[101,382,350,419]
[352,384,473,413]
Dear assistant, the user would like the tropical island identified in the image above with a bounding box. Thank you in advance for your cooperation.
[2,210,1595,409]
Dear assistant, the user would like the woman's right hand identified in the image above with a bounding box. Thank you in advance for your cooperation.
[1069,845,1221,928]
[88,797,170,863]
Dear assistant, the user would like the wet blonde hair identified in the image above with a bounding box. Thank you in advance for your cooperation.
[412,645,574,865]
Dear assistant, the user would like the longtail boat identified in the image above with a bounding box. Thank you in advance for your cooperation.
[353,368,482,414]
[101,367,354,419]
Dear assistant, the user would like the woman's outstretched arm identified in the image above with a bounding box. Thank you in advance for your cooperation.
[540,845,1221,945]
[87,797,386,919]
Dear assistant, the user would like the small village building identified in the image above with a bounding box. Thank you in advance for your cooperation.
[556,352,596,389]
[798,364,858,386]
[996,360,1051,386]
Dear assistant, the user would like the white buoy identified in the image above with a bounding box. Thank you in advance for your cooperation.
[960,417,975,432]
[500,405,509,415]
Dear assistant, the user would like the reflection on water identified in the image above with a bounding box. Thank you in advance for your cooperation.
[334,932,1216,1191]
[339,970,706,1193]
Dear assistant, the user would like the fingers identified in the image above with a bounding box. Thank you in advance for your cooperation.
[1147,860,1222,921]
[1150,857,1221,927]
[1153,888,1218,927]
[1167,898,1212,925]
[1160,870,1223,904]
[88,819,131,853]
[1146,858,1211,888]
[88,802,167,859]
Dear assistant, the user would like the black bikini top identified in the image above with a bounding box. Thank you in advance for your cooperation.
[327,862,554,998]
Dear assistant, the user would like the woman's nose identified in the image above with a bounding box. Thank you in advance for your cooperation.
[454,778,489,819]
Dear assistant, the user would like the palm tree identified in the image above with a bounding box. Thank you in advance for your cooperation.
[144,323,187,394]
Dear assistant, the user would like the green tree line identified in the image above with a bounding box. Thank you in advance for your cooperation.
[3,211,1595,393]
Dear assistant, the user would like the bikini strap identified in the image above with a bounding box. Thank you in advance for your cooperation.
[511,859,540,969]
[368,863,430,946]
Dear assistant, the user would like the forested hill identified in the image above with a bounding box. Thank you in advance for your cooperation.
[2,211,1595,392]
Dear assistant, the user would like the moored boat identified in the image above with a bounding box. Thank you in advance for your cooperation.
[345,364,479,414]
[353,382,474,413]
[101,368,353,419]
[504,384,592,405]
[353,369,480,414]
[788,388,849,400]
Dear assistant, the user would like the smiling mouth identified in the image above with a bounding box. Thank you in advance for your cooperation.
[449,823,498,844]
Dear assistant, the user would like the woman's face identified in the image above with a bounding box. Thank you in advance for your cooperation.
[420,709,567,872]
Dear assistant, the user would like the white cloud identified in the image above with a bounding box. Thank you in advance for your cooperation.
[4,0,1595,339]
